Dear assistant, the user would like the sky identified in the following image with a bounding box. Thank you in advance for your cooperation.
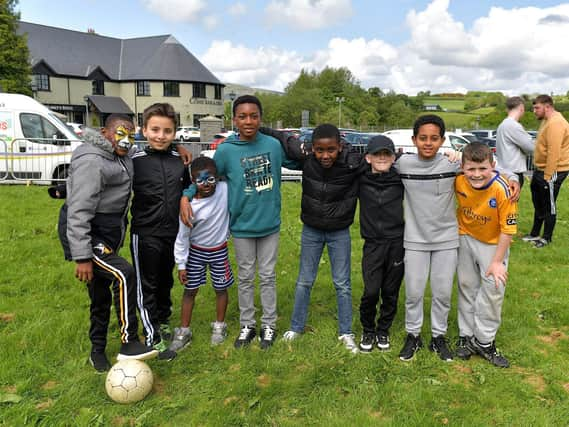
[17,0,569,95]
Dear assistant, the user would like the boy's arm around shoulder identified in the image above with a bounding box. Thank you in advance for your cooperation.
[259,127,305,169]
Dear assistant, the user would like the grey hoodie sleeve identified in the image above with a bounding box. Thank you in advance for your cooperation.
[509,121,535,155]
[66,153,104,260]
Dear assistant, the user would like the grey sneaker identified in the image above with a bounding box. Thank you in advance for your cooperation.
[169,327,192,352]
[521,234,541,242]
[338,333,359,353]
[533,238,550,248]
[211,322,228,345]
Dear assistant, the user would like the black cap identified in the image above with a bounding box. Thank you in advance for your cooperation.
[367,135,395,155]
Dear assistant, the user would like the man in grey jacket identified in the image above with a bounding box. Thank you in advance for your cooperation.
[496,96,535,188]
[63,115,158,371]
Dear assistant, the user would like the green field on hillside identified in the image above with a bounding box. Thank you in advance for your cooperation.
[423,98,465,111]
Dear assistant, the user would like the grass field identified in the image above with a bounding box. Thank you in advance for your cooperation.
[1,182,569,426]
[423,98,465,111]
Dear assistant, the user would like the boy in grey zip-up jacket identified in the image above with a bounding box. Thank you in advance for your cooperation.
[60,116,158,371]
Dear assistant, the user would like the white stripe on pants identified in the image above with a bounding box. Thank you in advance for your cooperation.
[457,234,508,343]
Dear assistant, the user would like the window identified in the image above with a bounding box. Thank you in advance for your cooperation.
[193,114,207,127]
[193,83,206,99]
[33,74,50,91]
[137,113,144,127]
[163,81,179,97]
[214,85,222,100]
[137,81,151,96]
[92,80,105,95]
[20,113,62,140]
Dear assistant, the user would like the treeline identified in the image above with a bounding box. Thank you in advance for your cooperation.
[248,67,569,131]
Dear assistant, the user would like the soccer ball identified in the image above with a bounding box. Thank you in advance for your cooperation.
[105,359,153,404]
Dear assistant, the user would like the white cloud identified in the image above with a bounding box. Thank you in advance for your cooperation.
[228,2,247,16]
[142,0,206,22]
[264,0,352,30]
[203,15,219,31]
[201,1,569,95]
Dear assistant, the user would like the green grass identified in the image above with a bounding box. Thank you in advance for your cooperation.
[1,182,569,426]
[468,107,496,115]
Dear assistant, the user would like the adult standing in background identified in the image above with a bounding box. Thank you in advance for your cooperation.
[523,95,569,248]
[496,96,535,188]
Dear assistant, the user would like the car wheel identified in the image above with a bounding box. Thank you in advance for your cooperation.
[52,164,69,185]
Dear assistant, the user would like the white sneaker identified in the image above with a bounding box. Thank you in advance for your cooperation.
[211,322,227,345]
[339,334,359,353]
[282,330,300,341]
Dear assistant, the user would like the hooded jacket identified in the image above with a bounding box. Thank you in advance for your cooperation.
[62,128,133,261]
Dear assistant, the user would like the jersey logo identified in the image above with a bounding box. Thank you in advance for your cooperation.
[488,198,497,208]
[506,213,518,225]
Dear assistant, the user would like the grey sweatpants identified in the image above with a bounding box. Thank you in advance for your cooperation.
[404,248,457,337]
[457,234,508,343]
[233,232,280,329]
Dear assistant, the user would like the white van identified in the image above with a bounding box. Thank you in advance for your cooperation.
[382,129,470,153]
[0,93,81,183]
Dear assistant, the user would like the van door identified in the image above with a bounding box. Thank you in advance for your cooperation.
[13,112,73,181]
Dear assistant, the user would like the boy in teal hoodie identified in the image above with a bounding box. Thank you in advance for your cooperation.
[181,95,296,349]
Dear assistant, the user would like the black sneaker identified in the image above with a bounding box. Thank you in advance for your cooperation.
[259,326,277,350]
[455,336,473,360]
[469,338,510,368]
[154,339,177,361]
[117,341,159,361]
[376,332,390,351]
[89,351,111,372]
[399,334,423,361]
[234,325,256,348]
[533,238,550,248]
[359,332,376,353]
[429,335,453,362]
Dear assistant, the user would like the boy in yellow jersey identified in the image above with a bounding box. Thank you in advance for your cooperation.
[454,142,517,368]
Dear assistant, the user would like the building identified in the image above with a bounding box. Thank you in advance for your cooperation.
[17,21,224,128]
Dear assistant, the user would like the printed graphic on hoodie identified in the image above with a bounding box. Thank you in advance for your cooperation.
[241,152,273,193]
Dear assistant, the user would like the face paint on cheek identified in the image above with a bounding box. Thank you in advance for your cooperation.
[114,125,135,150]
[197,170,211,182]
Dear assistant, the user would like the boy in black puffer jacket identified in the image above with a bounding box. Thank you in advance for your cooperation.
[262,124,363,352]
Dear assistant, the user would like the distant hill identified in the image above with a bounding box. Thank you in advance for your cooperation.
[224,83,284,100]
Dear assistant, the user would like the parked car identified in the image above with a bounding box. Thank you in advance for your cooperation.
[208,131,234,150]
[457,132,480,144]
[381,129,470,153]
[468,129,497,140]
[66,122,84,137]
[343,132,378,146]
[175,126,200,142]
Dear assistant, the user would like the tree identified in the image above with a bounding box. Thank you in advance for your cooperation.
[0,0,31,95]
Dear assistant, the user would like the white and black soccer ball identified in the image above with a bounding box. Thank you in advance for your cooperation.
[105,359,153,404]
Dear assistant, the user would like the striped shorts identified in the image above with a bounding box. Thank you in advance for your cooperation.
[184,242,234,291]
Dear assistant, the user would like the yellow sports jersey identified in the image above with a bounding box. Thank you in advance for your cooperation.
[455,173,518,244]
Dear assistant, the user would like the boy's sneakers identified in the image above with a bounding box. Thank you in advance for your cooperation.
[359,332,376,353]
[455,336,473,360]
[282,330,301,341]
[153,339,177,361]
[468,337,510,368]
[169,327,192,352]
[429,335,453,362]
[234,325,256,348]
[376,332,391,351]
[89,351,111,372]
[117,341,159,361]
[338,334,359,353]
[521,234,541,242]
[159,323,173,342]
[259,326,277,349]
[211,322,228,345]
[399,334,423,361]
[533,238,550,248]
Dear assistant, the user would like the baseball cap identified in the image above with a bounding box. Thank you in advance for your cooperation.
[367,135,395,155]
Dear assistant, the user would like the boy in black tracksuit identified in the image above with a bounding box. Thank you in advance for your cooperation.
[358,135,404,352]
[130,103,190,357]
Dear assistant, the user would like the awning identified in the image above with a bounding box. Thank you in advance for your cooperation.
[87,95,133,115]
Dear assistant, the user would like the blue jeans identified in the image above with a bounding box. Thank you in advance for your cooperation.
[290,225,353,335]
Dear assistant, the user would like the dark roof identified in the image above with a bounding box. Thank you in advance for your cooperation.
[17,21,222,85]
[87,95,133,114]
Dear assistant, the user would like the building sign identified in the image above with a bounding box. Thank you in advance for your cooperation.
[45,104,86,112]
[189,98,223,106]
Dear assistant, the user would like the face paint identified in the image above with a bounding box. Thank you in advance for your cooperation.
[195,170,216,185]
[114,125,135,150]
